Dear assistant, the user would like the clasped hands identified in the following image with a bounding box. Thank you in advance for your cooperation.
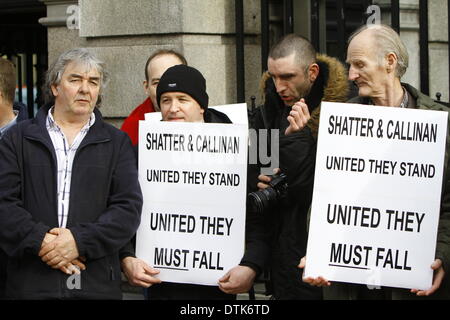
[38,228,85,275]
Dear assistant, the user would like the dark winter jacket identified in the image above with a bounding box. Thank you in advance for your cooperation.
[204,108,232,124]
[248,54,350,299]
[0,102,28,299]
[0,104,142,299]
[13,102,29,122]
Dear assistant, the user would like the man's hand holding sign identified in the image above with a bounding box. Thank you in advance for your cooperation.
[128,62,250,300]
[302,101,448,294]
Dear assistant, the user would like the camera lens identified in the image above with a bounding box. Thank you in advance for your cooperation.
[247,173,288,214]
[247,187,278,214]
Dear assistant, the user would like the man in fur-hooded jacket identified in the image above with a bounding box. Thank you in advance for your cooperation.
[248,34,349,299]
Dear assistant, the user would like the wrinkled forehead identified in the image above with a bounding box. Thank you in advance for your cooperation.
[61,60,101,80]
[347,33,378,63]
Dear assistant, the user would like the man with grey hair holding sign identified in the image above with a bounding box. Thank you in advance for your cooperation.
[298,24,450,299]
[0,48,142,299]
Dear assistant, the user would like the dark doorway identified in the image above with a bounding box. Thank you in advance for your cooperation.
[0,0,48,118]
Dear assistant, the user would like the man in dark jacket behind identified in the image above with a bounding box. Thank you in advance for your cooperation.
[249,34,349,299]
[0,48,142,299]
[0,58,28,299]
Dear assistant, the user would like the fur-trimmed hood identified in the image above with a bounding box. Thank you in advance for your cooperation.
[258,53,349,137]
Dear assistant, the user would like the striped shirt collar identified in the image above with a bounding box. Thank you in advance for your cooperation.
[398,86,409,108]
[46,106,96,132]
[368,86,410,108]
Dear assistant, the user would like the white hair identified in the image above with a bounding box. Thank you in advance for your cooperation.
[348,24,409,78]
[44,48,109,107]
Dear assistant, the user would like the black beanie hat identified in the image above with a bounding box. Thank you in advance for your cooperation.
[157,64,209,109]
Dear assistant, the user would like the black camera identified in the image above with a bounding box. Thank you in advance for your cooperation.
[247,173,288,214]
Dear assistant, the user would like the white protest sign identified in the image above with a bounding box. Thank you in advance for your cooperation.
[305,102,448,290]
[144,112,161,121]
[144,104,249,125]
[209,104,249,125]
[136,104,248,285]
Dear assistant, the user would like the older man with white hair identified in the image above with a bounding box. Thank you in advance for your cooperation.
[299,24,450,300]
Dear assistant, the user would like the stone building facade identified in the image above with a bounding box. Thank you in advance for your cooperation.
[39,0,449,127]
[39,0,261,127]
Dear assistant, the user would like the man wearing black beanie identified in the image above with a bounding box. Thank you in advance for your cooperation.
[157,64,231,124]
[121,65,238,300]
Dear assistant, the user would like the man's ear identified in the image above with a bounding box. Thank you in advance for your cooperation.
[386,52,398,73]
[51,84,59,97]
[143,80,150,94]
[308,63,320,82]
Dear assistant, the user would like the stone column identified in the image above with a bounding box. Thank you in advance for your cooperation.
[39,0,261,127]
[398,0,421,91]
[371,0,449,101]
[39,0,83,64]
[428,0,449,102]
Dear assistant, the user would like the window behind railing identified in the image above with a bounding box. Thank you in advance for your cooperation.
[250,0,449,106]
[0,1,47,118]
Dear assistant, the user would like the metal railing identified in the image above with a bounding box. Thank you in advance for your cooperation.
[419,0,430,96]
[252,0,449,105]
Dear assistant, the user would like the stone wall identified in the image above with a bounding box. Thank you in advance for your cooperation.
[39,0,450,124]
[428,0,449,102]
[40,0,262,127]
